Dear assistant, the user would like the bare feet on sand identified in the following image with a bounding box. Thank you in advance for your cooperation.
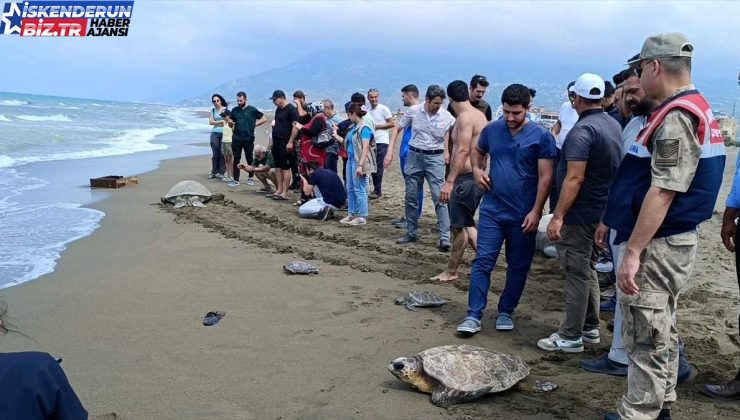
[430,271,459,283]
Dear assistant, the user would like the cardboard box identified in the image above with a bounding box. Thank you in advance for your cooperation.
[90,175,139,189]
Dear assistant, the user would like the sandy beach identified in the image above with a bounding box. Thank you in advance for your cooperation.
[2,132,740,419]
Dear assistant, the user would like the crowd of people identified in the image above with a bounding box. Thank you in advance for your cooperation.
[201,32,740,419]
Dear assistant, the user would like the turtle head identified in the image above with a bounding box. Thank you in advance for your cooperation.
[389,356,432,392]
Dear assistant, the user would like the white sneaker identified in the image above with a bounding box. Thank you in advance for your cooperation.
[537,333,584,353]
[215,173,224,179]
[227,181,239,187]
[245,178,256,186]
[543,245,559,259]
[339,216,355,224]
[582,329,601,344]
[207,174,216,179]
[221,176,233,182]
[347,217,366,226]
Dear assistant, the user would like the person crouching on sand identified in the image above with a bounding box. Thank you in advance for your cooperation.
[339,103,376,226]
[220,109,236,184]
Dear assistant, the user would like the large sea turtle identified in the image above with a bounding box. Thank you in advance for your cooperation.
[161,180,212,208]
[388,344,530,406]
[394,291,446,311]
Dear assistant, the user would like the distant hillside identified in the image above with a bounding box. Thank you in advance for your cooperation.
[185,50,739,114]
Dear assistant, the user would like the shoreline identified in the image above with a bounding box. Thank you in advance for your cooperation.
[0,146,739,418]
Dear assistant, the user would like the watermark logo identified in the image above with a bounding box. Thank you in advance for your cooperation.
[1,1,134,37]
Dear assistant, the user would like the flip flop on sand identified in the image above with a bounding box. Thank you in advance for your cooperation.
[202,311,225,326]
[273,195,288,201]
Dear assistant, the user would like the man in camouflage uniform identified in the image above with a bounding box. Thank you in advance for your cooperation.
[602,33,726,419]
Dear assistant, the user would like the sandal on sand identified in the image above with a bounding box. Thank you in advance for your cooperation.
[202,311,225,326]
[265,193,275,198]
[273,195,288,201]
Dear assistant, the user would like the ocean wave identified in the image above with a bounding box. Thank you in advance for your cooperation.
[16,114,72,122]
[166,108,209,131]
[0,99,28,106]
[0,127,174,168]
[0,114,10,122]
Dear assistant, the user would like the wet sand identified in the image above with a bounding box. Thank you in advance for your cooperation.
[2,138,740,419]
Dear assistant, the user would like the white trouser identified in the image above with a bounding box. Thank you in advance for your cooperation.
[298,188,338,218]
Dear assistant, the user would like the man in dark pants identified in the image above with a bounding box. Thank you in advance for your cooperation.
[703,155,740,399]
[230,91,267,187]
[367,89,395,199]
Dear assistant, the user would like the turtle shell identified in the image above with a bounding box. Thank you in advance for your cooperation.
[418,345,529,393]
[283,261,319,275]
[164,180,212,202]
[407,291,446,307]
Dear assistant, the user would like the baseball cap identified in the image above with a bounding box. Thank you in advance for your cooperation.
[569,73,605,100]
[269,90,286,100]
[628,32,693,65]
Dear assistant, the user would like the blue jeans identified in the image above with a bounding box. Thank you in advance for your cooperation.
[371,143,389,195]
[345,158,368,217]
[209,132,225,175]
[467,205,536,320]
[400,152,423,218]
[404,151,449,241]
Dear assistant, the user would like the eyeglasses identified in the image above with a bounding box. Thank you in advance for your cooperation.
[636,60,655,79]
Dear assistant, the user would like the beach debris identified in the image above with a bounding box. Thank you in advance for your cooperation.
[388,344,530,407]
[394,291,446,311]
[90,175,138,189]
[533,380,558,393]
[283,261,319,275]
[161,180,212,208]
[202,311,225,326]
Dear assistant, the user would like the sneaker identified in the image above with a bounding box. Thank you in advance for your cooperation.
[319,207,334,221]
[396,234,417,245]
[227,181,239,187]
[347,217,366,226]
[582,329,601,344]
[543,245,559,259]
[339,215,355,224]
[245,178,255,186]
[221,176,233,182]
[368,192,380,200]
[456,317,481,334]
[580,353,628,376]
[495,313,515,331]
[207,174,216,179]
[438,239,451,252]
[391,217,405,226]
[594,256,614,273]
[537,333,584,353]
[215,173,224,179]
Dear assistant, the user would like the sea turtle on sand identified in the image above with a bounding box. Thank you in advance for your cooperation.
[161,180,212,208]
[394,291,446,311]
[283,261,319,275]
[388,344,531,407]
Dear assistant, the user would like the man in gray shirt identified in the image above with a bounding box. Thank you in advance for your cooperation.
[539,73,622,353]
[396,85,456,251]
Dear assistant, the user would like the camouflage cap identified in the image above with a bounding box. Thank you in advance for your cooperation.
[628,32,693,65]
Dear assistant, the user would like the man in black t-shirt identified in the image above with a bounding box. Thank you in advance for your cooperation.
[230,91,267,186]
[447,75,493,121]
[270,90,299,200]
[298,161,347,220]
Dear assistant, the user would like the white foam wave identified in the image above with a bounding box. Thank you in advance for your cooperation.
[16,114,72,122]
[0,99,28,106]
[166,108,208,131]
[0,203,104,289]
[0,114,10,122]
[0,127,174,168]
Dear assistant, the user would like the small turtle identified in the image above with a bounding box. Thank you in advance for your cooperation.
[161,180,212,208]
[394,291,446,311]
[388,344,530,406]
[283,261,319,275]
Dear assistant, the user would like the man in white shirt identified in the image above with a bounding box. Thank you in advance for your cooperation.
[396,85,456,252]
[367,89,395,199]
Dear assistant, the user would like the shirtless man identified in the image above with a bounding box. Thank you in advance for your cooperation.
[433,81,488,282]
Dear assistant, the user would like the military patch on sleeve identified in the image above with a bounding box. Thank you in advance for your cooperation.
[655,138,679,167]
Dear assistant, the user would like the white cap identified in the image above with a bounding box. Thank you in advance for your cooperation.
[569,73,605,100]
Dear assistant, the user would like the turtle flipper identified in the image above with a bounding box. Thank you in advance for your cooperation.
[431,386,490,406]
[405,303,419,312]
[191,197,206,207]
[173,197,187,208]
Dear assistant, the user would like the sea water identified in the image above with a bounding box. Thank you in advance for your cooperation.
[0,92,211,289]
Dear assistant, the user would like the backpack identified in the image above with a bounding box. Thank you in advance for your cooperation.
[311,114,335,149]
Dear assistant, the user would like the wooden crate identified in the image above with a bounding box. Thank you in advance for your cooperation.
[90,175,139,189]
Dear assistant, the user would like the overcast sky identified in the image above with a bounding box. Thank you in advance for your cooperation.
[1,0,739,102]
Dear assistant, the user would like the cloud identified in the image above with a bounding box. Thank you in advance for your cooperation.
[0,0,737,102]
